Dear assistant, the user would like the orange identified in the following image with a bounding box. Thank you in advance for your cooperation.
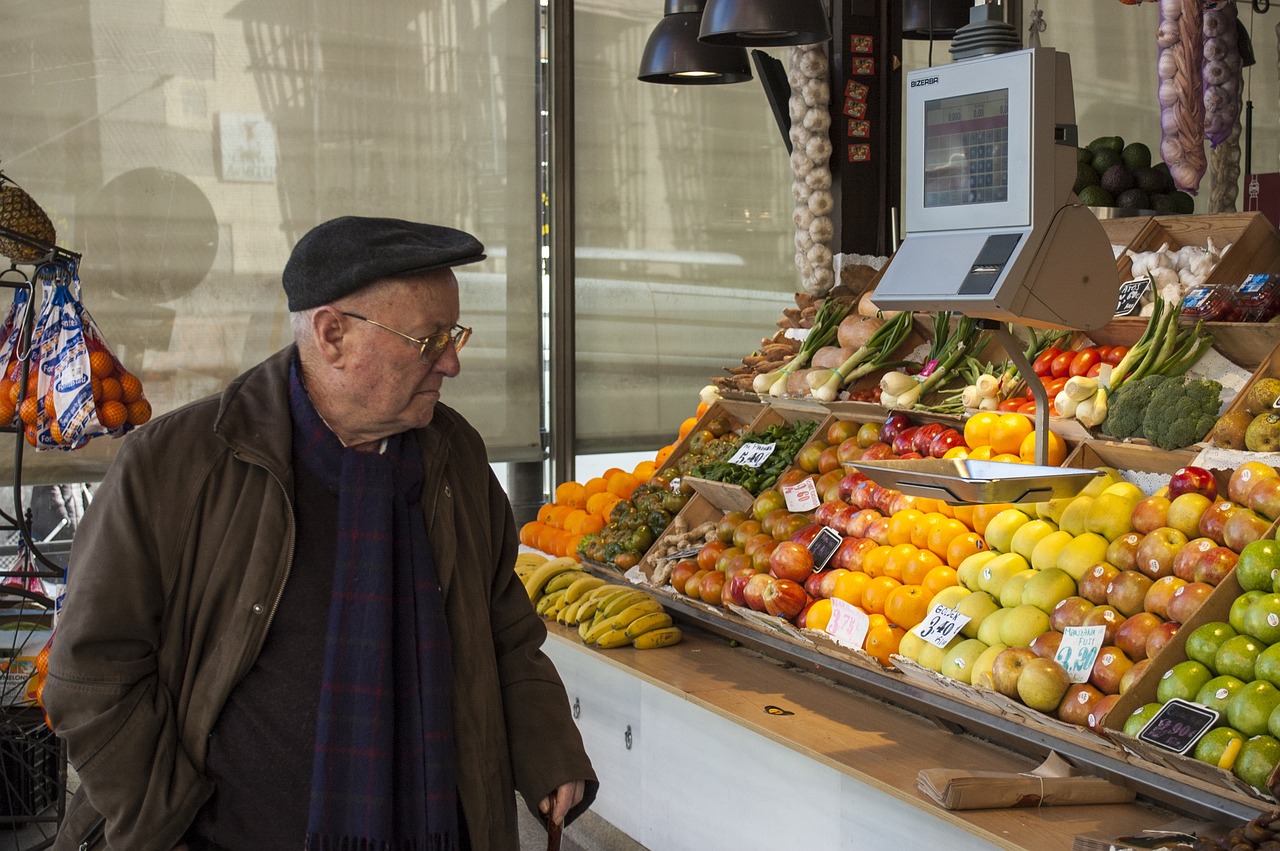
[696,400,711,418]
[950,504,976,530]
[832,570,872,606]
[922,564,959,598]
[861,575,902,614]
[632,460,657,482]
[564,535,584,560]
[966,445,994,461]
[970,503,1015,536]
[882,543,917,581]
[963,411,1000,450]
[990,452,1023,464]
[1018,429,1068,467]
[866,613,889,632]
[48,418,62,444]
[989,413,1034,456]
[941,446,969,460]
[804,598,833,632]
[584,477,609,498]
[886,509,924,546]
[563,509,589,534]
[861,545,893,578]
[98,377,122,403]
[88,349,114,380]
[554,481,587,509]
[654,445,676,467]
[520,520,543,548]
[913,497,939,514]
[945,532,987,568]
[546,504,572,529]
[864,623,905,667]
[678,416,699,439]
[537,503,556,524]
[18,396,38,427]
[926,518,968,558]
[901,548,944,585]
[43,393,56,419]
[575,514,605,536]
[536,524,559,554]
[910,512,948,550]
[884,583,930,630]
[0,396,14,427]
[606,471,639,499]
[119,372,144,404]
[933,500,955,519]
[585,491,616,517]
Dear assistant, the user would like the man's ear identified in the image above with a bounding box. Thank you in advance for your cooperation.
[311,307,347,365]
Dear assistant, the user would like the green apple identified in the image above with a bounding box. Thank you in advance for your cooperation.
[1193,726,1246,767]
[978,552,1032,598]
[940,637,990,684]
[999,603,1052,649]
[977,606,1010,647]
[1257,643,1280,690]
[1243,593,1280,645]
[1196,674,1247,718]
[956,591,1000,639]
[929,585,971,612]
[1122,701,1162,737]
[1056,532,1112,582]
[897,627,929,663]
[1184,621,1238,670]
[1229,681,1280,737]
[1016,657,1072,712]
[970,642,1008,690]
[1058,495,1094,537]
[1010,519,1057,561]
[1216,634,1266,682]
[957,550,997,592]
[1234,734,1280,791]
[1000,568,1038,610]
[984,508,1031,554]
[1155,659,1214,703]
[917,634,963,672]
[1084,492,1139,542]
[1030,530,1075,572]
[1021,567,1078,615]
[1238,539,1280,593]
[1230,590,1267,635]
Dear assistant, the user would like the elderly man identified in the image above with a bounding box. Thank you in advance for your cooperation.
[43,217,596,851]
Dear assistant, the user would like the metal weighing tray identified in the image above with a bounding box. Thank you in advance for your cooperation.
[850,458,1102,504]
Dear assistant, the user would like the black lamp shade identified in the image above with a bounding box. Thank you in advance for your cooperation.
[698,0,831,47]
[639,2,753,84]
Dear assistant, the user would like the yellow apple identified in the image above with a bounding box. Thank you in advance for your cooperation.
[978,552,1032,597]
[1167,492,1213,539]
[1010,518,1058,561]
[1022,567,1079,614]
[971,642,1009,689]
[957,550,998,592]
[1036,498,1073,525]
[1058,495,1095,537]
[1101,481,1146,504]
[999,603,1052,649]
[1085,492,1140,542]
[1080,467,1123,498]
[977,606,1010,646]
[956,590,1001,639]
[897,627,929,662]
[917,634,963,672]
[983,508,1032,554]
[1056,532,1111,581]
[1000,568,1039,610]
[1030,529,1075,572]
[940,637,990,684]
[930,585,971,612]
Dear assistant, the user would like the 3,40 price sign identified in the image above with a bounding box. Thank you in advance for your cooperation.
[1055,625,1106,684]
[915,603,969,649]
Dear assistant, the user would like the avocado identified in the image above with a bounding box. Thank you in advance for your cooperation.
[1091,148,1122,173]
[1151,193,1177,214]
[1246,377,1280,415]
[1101,164,1136,195]
[1078,185,1115,207]
[1245,412,1280,453]
[1121,142,1153,172]
[1151,162,1176,193]
[1116,188,1151,210]
[1134,167,1165,194]
[1168,190,1196,214]
[1077,147,1094,165]
[1088,135,1125,154]
[1074,163,1100,195]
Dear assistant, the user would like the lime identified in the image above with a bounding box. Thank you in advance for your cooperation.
[1234,734,1280,790]
[1194,726,1246,768]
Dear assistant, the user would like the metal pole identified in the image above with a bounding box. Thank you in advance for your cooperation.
[548,0,576,487]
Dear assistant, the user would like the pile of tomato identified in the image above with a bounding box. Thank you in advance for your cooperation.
[1005,344,1130,416]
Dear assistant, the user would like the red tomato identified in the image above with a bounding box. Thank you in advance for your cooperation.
[1103,345,1128,365]
[1094,345,1113,362]
[1042,376,1069,398]
[1086,361,1103,377]
[1050,350,1076,379]
[998,398,1025,412]
[1016,400,1037,415]
[1069,348,1100,377]
[1032,347,1061,377]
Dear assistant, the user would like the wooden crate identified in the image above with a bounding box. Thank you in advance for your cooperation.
[655,398,763,480]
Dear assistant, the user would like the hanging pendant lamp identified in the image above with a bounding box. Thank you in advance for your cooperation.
[698,0,831,47]
[639,0,753,84]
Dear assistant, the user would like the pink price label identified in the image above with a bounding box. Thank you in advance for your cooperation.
[782,477,821,512]
[825,597,869,650]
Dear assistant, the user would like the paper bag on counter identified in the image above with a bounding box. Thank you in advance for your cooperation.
[917,752,1135,811]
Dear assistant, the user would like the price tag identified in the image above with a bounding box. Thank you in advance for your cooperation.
[1137,698,1218,755]
[914,603,969,649]
[729,442,776,468]
[825,597,870,650]
[1114,277,1151,317]
[782,477,821,512]
[1055,625,1106,683]
[806,526,844,571]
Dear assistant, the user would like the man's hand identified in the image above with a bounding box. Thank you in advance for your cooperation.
[538,779,586,827]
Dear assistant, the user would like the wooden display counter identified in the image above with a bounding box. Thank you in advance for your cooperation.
[544,619,1208,851]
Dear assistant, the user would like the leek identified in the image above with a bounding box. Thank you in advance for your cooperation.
[807,311,915,402]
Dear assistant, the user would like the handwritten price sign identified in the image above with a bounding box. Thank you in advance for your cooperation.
[825,597,870,651]
[1138,698,1218,754]
[729,442,776,468]
[1055,625,1106,684]
[782,477,821,513]
[915,603,969,649]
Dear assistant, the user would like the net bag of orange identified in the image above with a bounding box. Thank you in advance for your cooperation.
[0,284,32,426]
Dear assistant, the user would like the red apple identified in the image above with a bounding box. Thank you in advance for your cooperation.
[1134,527,1188,579]
[844,508,883,538]
[892,427,919,457]
[1228,460,1279,505]
[1105,533,1144,573]
[1199,500,1238,545]
[1143,575,1188,619]
[837,471,868,501]
[929,428,966,458]
[1078,562,1121,605]
[836,437,864,466]
[912,423,946,455]
[762,578,808,619]
[897,451,924,460]
[1088,693,1122,730]
[1106,570,1155,618]
[1166,581,1214,624]
[878,412,913,444]
[1089,645,1135,695]
[817,568,850,599]
[769,541,816,582]
[864,517,891,546]
[1130,496,1171,535]
[1115,612,1164,661]
[743,572,774,611]
[1193,546,1238,586]
[1172,537,1217,581]
[805,570,830,598]
[1224,507,1274,552]
[1118,658,1152,695]
[1168,465,1219,501]
[1058,683,1106,726]
[1247,476,1280,523]
[727,567,758,607]
[813,500,846,529]
[1030,630,1063,660]
[751,539,779,573]
[1145,621,1180,659]
[858,442,894,462]
[1081,605,1124,645]
[991,647,1038,699]
[831,537,877,572]
[789,523,823,548]
[1050,596,1096,632]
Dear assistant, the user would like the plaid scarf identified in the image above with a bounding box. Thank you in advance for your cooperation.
[290,361,458,851]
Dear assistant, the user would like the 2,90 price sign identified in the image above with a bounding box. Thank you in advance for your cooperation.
[915,603,969,649]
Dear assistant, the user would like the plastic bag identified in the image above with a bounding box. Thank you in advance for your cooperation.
[0,283,32,427]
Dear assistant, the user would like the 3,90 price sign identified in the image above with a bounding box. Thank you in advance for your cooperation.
[915,603,969,649]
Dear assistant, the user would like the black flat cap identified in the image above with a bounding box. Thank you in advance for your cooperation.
[283,216,486,311]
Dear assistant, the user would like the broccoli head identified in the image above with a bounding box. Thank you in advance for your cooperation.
[1099,374,1167,439]
[1140,377,1224,451]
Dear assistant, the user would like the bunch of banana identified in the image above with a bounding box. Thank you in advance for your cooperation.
[515,552,550,585]
[522,555,583,603]
[574,587,683,650]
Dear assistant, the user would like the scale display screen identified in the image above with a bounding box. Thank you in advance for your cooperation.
[923,88,1010,208]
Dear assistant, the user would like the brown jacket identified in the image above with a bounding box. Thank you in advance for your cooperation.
[43,346,596,850]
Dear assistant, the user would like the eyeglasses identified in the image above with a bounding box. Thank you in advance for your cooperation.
[341,312,472,364]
